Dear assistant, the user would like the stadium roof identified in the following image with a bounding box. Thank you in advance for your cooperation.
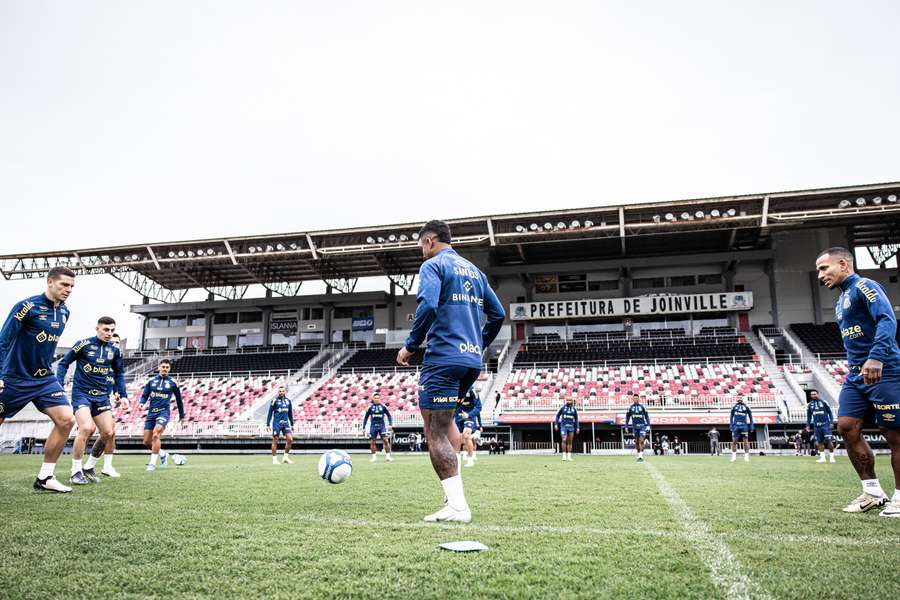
[3,181,899,302]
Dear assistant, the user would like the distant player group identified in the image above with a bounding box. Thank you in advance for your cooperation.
[0,228,898,519]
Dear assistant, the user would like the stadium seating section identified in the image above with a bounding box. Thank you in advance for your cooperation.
[501,362,776,408]
[338,348,423,373]
[169,350,318,374]
[116,375,276,428]
[789,323,843,354]
[515,334,753,364]
[820,359,849,385]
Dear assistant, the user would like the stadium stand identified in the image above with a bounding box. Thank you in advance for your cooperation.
[169,350,318,374]
[789,323,844,355]
[515,334,754,365]
[338,348,423,373]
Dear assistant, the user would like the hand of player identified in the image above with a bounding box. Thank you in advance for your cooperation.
[396,347,413,366]
[576,429,580,435]
[460,411,468,419]
[862,358,883,385]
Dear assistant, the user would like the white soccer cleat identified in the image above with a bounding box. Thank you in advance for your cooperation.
[33,476,72,493]
[101,467,121,478]
[816,456,826,463]
[879,500,900,518]
[146,464,157,472]
[744,454,750,462]
[272,456,280,465]
[370,455,377,463]
[842,493,888,513]
[464,459,474,468]
[282,456,294,464]
[730,454,736,462]
[423,505,472,523]
[385,455,393,462]
[829,455,836,463]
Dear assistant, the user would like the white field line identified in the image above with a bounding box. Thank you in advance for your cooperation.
[645,462,772,600]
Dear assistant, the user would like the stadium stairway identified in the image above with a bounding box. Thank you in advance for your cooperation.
[780,327,842,407]
[746,331,806,420]
[291,348,359,406]
[482,340,522,420]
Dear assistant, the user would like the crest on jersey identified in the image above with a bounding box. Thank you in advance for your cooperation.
[843,295,851,310]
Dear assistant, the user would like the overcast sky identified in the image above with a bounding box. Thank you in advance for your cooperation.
[2,1,899,346]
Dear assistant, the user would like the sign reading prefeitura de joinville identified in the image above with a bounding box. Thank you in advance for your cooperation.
[509,292,753,321]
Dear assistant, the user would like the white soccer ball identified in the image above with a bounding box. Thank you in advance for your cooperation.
[318,449,352,484]
[171,454,187,466]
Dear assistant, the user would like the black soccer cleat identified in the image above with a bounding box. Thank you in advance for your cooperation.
[83,468,101,483]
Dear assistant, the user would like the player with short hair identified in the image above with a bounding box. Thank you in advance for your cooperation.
[397,219,505,523]
[0,266,77,492]
[362,393,393,462]
[624,395,650,462]
[139,359,184,471]
[266,386,294,464]
[455,388,482,467]
[555,397,580,461]
[55,316,128,484]
[87,332,125,477]
[730,397,754,462]
[806,389,836,464]
[816,247,900,515]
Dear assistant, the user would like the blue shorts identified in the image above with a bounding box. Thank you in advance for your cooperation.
[813,425,833,444]
[272,422,292,437]
[144,410,170,430]
[418,363,481,411]
[731,425,750,438]
[71,389,113,418]
[456,418,477,434]
[632,425,648,439]
[0,376,68,420]
[369,424,388,440]
[559,424,576,435]
[838,371,900,428]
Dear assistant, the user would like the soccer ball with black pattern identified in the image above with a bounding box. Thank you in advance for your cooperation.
[318,450,352,484]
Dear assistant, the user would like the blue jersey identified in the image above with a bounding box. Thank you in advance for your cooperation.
[0,293,69,382]
[55,336,127,397]
[266,395,294,426]
[835,273,900,374]
[405,248,505,369]
[730,403,754,429]
[625,403,649,428]
[556,404,579,428]
[363,403,392,428]
[455,389,482,421]
[140,375,185,420]
[806,399,834,428]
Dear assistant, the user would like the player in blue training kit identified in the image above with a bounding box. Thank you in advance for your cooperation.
[139,359,185,471]
[267,386,295,464]
[729,397,754,462]
[806,389,836,464]
[555,398,580,461]
[56,316,128,484]
[456,388,482,467]
[0,267,77,492]
[817,247,900,516]
[87,332,126,478]
[362,393,393,462]
[624,395,651,462]
[397,220,505,523]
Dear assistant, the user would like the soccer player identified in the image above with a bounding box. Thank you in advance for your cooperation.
[555,397,579,461]
[816,247,900,515]
[729,396,754,462]
[707,427,721,456]
[87,332,126,477]
[806,389,836,464]
[266,386,294,464]
[362,393,393,462]
[455,388,482,467]
[139,359,184,471]
[624,395,650,462]
[397,220,505,523]
[55,316,128,484]
[0,266,77,492]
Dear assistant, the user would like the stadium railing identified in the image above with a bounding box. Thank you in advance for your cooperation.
[501,394,779,412]
[510,355,759,369]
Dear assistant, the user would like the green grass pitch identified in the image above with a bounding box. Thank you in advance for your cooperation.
[1,453,898,599]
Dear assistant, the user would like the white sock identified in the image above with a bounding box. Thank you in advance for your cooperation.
[85,455,98,470]
[893,489,900,502]
[104,454,114,469]
[440,475,468,511]
[862,479,885,497]
[38,462,56,479]
[150,453,159,466]
[283,451,289,457]
[71,459,83,475]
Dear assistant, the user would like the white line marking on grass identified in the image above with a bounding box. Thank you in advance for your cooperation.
[645,462,772,600]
